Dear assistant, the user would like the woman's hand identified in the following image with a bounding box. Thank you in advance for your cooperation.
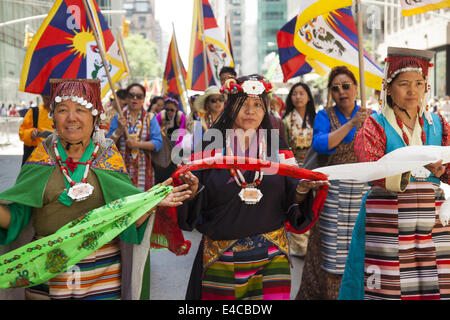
[177,165,199,199]
[425,160,446,178]
[117,116,127,131]
[158,181,192,207]
[126,138,140,149]
[349,108,371,127]
[296,179,330,194]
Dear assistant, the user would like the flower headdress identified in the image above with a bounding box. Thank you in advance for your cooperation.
[220,76,273,97]
[379,47,435,123]
[164,96,180,106]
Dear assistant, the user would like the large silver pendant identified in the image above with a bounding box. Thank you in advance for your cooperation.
[67,182,94,202]
[239,187,263,205]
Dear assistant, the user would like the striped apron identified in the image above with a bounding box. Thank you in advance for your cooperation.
[25,239,121,300]
[201,235,291,300]
[364,182,450,300]
[319,180,370,274]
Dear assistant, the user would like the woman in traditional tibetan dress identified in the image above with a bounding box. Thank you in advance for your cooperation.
[339,47,450,300]
[282,83,316,257]
[107,83,163,191]
[296,66,373,300]
[176,75,329,300]
[0,79,190,300]
[282,82,316,167]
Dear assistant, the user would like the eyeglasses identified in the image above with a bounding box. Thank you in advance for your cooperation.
[128,93,144,100]
[209,97,224,103]
[331,83,352,92]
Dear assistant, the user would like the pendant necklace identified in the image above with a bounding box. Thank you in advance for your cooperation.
[227,135,266,205]
[54,141,100,202]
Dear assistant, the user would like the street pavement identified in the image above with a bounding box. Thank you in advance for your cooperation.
[0,119,304,300]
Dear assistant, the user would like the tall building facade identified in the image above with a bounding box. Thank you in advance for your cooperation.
[378,1,450,97]
[256,0,287,74]
[224,0,246,74]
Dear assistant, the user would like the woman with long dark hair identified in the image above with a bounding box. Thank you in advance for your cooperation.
[176,75,329,300]
[283,82,316,167]
[282,82,316,258]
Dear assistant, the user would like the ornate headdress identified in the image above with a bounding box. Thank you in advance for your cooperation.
[220,75,273,97]
[49,79,106,121]
[379,47,435,122]
[49,79,107,147]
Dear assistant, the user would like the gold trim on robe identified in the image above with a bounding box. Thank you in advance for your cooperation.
[202,226,290,271]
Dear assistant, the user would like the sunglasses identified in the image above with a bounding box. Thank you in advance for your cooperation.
[209,97,224,103]
[128,93,144,99]
[331,83,352,92]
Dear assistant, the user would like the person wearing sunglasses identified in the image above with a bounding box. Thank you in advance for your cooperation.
[156,96,186,145]
[107,83,163,192]
[297,66,372,300]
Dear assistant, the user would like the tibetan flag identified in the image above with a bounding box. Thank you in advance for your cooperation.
[163,30,189,113]
[401,0,450,16]
[277,16,313,82]
[187,0,214,91]
[187,0,234,91]
[19,0,127,98]
[294,1,383,90]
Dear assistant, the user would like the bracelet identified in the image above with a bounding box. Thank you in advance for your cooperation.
[295,187,309,195]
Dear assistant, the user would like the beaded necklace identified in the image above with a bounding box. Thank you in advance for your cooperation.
[226,134,266,204]
[394,106,426,146]
[54,141,100,201]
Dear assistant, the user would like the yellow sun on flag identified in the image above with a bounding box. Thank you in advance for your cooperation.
[67,27,95,58]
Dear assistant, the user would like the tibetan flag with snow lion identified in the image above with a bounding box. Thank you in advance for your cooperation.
[400,0,450,16]
[19,0,127,98]
[294,1,383,90]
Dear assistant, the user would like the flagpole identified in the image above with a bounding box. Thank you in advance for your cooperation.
[355,0,367,109]
[117,30,133,81]
[198,0,209,90]
[172,23,189,114]
[82,0,129,139]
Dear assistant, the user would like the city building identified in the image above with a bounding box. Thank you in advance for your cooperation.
[122,0,164,62]
[377,1,450,97]
[256,0,287,74]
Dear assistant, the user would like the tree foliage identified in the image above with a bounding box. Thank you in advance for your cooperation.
[123,33,162,82]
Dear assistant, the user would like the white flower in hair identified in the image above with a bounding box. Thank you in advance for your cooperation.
[91,109,98,116]
[241,80,266,96]
[86,103,93,109]
[100,113,106,121]
[55,96,62,103]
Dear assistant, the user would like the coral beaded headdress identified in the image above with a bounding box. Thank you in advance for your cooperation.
[49,79,106,121]
[379,47,435,122]
[49,79,108,147]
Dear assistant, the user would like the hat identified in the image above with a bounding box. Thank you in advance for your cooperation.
[384,47,434,84]
[49,79,106,121]
[379,47,435,120]
[193,86,222,114]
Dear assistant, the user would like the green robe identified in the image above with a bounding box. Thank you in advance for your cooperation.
[0,135,156,299]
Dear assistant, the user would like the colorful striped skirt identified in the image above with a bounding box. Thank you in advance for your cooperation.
[25,239,121,300]
[319,180,370,274]
[201,237,291,300]
[364,182,450,300]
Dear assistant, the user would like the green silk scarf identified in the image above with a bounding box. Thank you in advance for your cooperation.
[0,183,172,289]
